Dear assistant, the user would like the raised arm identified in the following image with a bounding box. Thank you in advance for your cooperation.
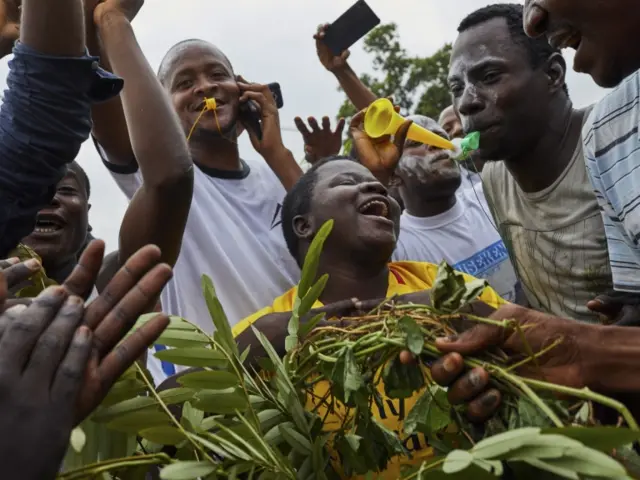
[93,0,193,267]
[0,0,122,257]
[315,24,377,111]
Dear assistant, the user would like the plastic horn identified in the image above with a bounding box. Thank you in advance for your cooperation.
[364,98,455,150]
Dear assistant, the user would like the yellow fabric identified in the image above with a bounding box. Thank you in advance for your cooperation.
[234,261,506,479]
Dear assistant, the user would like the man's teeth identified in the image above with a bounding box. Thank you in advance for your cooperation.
[359,200,389,218]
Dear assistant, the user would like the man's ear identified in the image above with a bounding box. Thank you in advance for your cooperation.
[545,52,567,94]
[293,214,314,241]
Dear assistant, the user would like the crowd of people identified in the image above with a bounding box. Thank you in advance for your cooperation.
[1,0,640,477]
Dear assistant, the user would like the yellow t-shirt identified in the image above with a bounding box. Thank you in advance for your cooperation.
[233,261,506,479]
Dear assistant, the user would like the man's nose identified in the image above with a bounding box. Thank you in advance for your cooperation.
[194,79,218,98]
[361,180,387,196]
[457,86,483,118]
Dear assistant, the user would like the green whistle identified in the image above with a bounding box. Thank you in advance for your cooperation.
[455,131,480,161]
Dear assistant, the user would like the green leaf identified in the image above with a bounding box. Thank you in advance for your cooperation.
[509,397,554,429]
[404,385,451,436]
[139,426,186,446]
[177,370,239,389]
[257,409,284,432]
[192,388,248,414]
[542,426,640,452]
[160,461,216,480]
[523,458,579,479]
[471,427,541,459]
[181,402,204,432]
[154,347,227,368]
[159,388,198,404]
[330,346,365,403]
[155,330,211,348]
[298,274,328,316]
[430,261,487,312]
[106,411,169,433]
[298,219,333,298]
[70,426,86,453]
[443,450,474,474]
[280,423,312,454]
[382,355,425,399]
[93,396,157,422]
[398,316,424,355]
[458,278,488,310]
[298,312,325,340]
[100,378,146,407]
[202,274,238,357]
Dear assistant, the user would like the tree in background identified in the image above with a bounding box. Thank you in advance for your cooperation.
[337,23,452,122]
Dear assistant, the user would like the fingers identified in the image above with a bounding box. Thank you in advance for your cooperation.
[84,244,161,332]
[63,240,105,299]
[435,323,504,355]
[350,109,366,131]
[308,116,320,132]
[393,119,413,153]
[446,367,490,404]
[399,350,415,365]
[466,389,502,422]
[91,263,172,358]
[0,286,68,372]
[294,117,311,138]
[321,116,331,131]
[0,257,20,269]
[3,259,41,291]
[23,295,85,391]
[96,314,169,397]
[430,352,465,386]
[314,23,329,39]
[335,117,346,135]
[51,326,93,405]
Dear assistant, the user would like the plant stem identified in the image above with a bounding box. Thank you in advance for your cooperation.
[521,378,639,430]
[135,363,216,463]
[59,453,171,479]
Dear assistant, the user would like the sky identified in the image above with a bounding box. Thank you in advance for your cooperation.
[0,0,609,252]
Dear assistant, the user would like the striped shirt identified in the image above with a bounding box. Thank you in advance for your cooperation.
[583,70,640,292]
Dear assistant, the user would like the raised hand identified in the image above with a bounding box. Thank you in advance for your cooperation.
[67,240,172,423]
[314,23,350,72]
[237,76,285,158]
[0,281,90,479]
[294,116,345,164]
[349,104,412,185]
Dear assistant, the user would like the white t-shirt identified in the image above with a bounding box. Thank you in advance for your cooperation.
[393,185,520,303]
[101,149,300,384]
[459,167,482,191]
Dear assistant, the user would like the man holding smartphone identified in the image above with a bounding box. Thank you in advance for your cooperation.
[91,33,303,384]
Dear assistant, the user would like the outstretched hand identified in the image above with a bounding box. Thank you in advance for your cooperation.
[401,304,589,423]
[587,291,640,326]
[294,116,345,164]
[0,240,171,478]
[349,102,412,185]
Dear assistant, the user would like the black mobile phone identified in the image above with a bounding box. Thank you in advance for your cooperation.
[322,0,380,56]
[239,82,283,140]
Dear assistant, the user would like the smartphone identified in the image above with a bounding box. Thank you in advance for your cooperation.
[239,82,283,140]
[322,0,380,56]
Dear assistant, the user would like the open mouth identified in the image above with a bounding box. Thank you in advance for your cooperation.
[548,29,582,51]
[358,198,390,219]
[33,214,65,234]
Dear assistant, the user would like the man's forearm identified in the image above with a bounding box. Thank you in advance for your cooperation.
[21,0,84,56]
[332,64,377,111]
[97,14,191,186]
[582,325,640,393]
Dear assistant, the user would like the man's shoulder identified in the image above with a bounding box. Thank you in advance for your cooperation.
[583,71,640,148]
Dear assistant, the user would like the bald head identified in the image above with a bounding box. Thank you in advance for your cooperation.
[406,114,450,141]
[438,105,463,140]
[157,39,234,86]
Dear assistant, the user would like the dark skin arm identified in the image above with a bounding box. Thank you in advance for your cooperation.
[92,1,193,269]
[314,24,377,111]
[21,0,84,56]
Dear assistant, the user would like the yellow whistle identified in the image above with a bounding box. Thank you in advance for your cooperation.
[204,98,217,111]
[364,98,455,150]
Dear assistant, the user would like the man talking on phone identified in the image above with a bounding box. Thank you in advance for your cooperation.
[91,24,302,383]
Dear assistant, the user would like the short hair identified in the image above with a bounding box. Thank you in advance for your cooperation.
[281,155,354,265]
[458,3,568,93]
[157,39,234,86]
[70,161,90,199]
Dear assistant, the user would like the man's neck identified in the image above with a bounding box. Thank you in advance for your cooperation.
[317,257,390,305]
[405,194,457,218]
[504,101,582,193]
[189,136,243,172]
